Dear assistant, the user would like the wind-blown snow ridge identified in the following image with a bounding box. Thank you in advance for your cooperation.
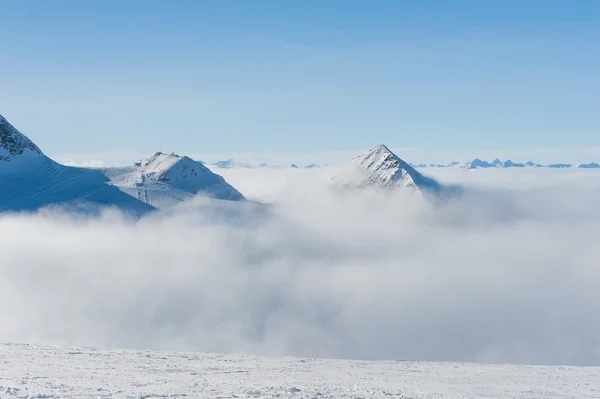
[0,114,42,162]
[99,152,245,208]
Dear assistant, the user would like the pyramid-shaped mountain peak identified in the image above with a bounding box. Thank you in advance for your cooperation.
[353,144,432,187]
[333,144,447,196]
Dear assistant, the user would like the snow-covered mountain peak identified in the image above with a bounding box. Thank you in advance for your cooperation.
[353,144,403,168]
[352,144,412,174]
[135,152,200,180]
[334,144,445,196]
[100,152,245,208]
[352,144,440,190]
[0,114,43,162]
[126,151,226,185]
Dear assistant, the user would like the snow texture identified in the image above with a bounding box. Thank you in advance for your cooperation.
[99,152,245,209]
[0,343,598,398]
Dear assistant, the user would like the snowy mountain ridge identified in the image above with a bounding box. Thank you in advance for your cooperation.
[0,114,153,215]
[0,114,244,214]
[99,152,244,209]
[209,156,600,170]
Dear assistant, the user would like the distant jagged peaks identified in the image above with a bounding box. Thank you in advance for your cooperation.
[461,158,526,169]
[577,162,600,169]
[500,160,525,168]
[333,144,446,197]
[214,159,253,169]
[548,163,572,168]
[213,159,323,169]
[464,159,493,169]
[452,158,599,169]
[0,114,43,162]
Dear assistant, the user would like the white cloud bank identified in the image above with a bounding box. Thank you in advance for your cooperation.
[1,168,600,366]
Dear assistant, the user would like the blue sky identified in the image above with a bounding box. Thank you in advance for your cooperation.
[1,0,599,165]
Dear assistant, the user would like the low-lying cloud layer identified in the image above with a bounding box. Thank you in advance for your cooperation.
[1,168,600,366]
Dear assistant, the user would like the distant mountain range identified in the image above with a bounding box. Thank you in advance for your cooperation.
[1,111,598,215]
[416,159,600,169]
[210,159,325,169]
[209,158,599,170]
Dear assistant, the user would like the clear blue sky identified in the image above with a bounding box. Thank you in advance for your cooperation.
[1,0,599,165]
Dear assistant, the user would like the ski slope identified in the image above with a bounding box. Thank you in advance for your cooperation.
[0,343,598,398]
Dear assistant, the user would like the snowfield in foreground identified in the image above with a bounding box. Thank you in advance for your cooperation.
[1,344,598,398]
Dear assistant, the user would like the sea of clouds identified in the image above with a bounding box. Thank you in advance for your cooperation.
[1,166,600,366]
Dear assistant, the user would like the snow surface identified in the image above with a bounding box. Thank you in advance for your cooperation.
[332,144,447,197]
[99,152,245,209]
[0,114,153,215]
[0,343,598,398]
